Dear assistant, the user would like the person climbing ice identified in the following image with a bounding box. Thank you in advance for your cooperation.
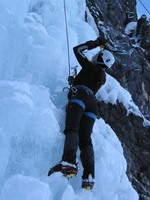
[48,36,115,190]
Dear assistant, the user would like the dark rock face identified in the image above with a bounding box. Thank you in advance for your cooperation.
[99,101,150,199]
[86,0,150,199]
[86,0,150,120]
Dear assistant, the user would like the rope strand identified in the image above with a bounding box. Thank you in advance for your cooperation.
[138,0,150,16]
[63,0,71,78]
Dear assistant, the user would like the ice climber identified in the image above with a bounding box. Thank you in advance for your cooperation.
[48,36,115,190]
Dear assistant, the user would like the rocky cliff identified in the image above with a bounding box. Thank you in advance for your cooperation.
[86,0,150,199]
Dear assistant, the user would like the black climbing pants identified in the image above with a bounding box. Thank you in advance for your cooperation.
[62,88,97,179]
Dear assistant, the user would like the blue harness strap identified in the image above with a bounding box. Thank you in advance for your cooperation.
[74,85,95,97]
[70,99,85,110]
[70,99,96,120]
[84,112,97,120]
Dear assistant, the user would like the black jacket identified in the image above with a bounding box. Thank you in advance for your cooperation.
[73,43,106,94]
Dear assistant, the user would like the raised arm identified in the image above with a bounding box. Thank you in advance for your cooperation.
[73,37,108,69]
[73,43,90,68]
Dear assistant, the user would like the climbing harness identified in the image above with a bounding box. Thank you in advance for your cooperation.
[70,86,78,94]
[75,85,95,97]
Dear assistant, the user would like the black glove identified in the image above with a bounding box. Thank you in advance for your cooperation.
[85,40,97,50]
[94,37,108,48]
[85,37,108,50]
[68,76,74,85]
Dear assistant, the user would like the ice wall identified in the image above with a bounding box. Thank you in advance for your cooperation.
[0,0,139,199]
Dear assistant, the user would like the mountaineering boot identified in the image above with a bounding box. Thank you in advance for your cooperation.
[48,163,62,176]
[82,174,95,190]
[48,161,78,178]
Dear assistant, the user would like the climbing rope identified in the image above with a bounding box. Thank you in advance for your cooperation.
[63,0,71,78]
[138,0,150,16]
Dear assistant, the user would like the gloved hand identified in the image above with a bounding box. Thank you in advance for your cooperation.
[85,40,97,50]
[85,37,109,50]
[68,76,74,85]
[94,36,108,48]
